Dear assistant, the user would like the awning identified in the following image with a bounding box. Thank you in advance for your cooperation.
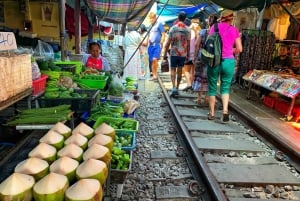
[85,0,156,26]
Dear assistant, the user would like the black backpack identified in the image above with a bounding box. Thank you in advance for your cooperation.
[201,23,222,67]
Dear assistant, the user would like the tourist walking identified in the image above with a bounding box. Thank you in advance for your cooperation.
[163,11,191,96]
[148,12,165,80]
[138,24,150,79]
[122,25,142,81]
[206,10,243,123]
[183,18,200,92]
[193,15,218,105]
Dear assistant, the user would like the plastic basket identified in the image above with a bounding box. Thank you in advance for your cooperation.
[263,96,276,108]
[32,75,48,96]
[93,116,138,133]
[77,75,108,90]
[54,61,83,74]
[114,131,136,151]
[39,89,100,113]
[123,110,137,119]
[274,99,290,115]
[55,64,76,74]
[110,150,132,184]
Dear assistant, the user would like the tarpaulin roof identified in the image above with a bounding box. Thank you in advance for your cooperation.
[84,0,156,26]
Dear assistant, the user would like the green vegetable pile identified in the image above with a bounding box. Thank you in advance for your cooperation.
[114,133,133,148]
[111,147,131,170]
[44,87,87,99]
[100,118,137,131]
[87,102,124,122]
[6,105,72,126]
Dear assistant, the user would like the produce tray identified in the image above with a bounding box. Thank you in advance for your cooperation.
[77,75,108,90]
[123,110,137,119]
[110,150,132,184]
[38,89,100,113]
[93,116,138,133]
[114,131,136,151]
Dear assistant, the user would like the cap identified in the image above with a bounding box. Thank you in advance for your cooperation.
[219,9,234,22]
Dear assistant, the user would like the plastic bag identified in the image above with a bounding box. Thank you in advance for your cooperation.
[123,99,140,114]
[34,40,54,60]
[32,61,41,80]
[108,73,124,97]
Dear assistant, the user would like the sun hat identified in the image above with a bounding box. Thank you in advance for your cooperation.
[219,9,234,22]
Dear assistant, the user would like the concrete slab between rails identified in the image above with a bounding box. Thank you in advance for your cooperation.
[151,151,178,159]
[155,185,193,199]
[172,99,199,106]
[208,163,300,185]
[177,108,208,117]
[185,121,245,133]
[193,138,265,153]
[204,154,278,165]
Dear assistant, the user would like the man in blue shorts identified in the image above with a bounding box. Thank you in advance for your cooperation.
[163,12,191,96]
[148,12,165,80]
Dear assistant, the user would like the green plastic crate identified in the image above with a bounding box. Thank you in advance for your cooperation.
[93,116,138,133]
[77,75,108,90]
[54,61,82,74]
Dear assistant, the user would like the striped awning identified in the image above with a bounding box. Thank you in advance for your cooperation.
[86,0,156,26]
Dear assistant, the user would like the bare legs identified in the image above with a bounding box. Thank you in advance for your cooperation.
[171,67,183,89]
[208,93,229,117]
[151,58,158,78]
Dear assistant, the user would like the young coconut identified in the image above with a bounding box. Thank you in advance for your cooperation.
[76,158,108,186]
[39,130,64,150]
[28,142,57,164]
[88,134,113,151]
[14,157,49,181]
[33,172,68,201]
[50,156,79,183]
[0,173,35,201]
[83,144,111,165]
[94,122,115,140]
[64,133,88,150]
[57,143,83,162]
[65,179,103,201]
[51,122,71,139]
[72,122,94,139]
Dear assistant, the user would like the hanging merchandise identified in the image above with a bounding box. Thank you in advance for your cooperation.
[236,29,276,86]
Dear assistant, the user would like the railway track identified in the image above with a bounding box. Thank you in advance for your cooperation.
[153,72,300,201]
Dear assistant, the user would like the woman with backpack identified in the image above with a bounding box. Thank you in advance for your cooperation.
[206,10,243,123]
[193,15,218,105]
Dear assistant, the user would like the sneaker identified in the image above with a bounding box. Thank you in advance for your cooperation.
[183,86,193,91]
[222,113,229,123]
[171,88,179,96]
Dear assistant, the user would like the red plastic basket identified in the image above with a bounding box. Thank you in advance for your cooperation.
[32,75,48,96]
[274,99,290,115]
[263,96,276,108]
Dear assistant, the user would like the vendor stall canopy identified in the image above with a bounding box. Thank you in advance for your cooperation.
[77,0,299,27]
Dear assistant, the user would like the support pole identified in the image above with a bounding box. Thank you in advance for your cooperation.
[74,0,81,54]
[58,0,66,61]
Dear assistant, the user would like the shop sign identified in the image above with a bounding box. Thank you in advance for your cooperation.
[0,32,17,51]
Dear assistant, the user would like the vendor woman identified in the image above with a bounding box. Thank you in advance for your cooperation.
[82,42,111,71]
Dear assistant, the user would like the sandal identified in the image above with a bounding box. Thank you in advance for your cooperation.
[207,113,215,120]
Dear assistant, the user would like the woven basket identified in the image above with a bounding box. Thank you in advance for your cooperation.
[0,54,32,102]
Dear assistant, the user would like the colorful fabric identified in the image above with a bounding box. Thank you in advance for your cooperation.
[168,21,191,57]
[209,22,240,59]
[86,0,155,26]
[86,56,102,70]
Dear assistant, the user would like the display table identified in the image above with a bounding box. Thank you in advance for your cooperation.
[243,70,300,120]
[0,88,32,111]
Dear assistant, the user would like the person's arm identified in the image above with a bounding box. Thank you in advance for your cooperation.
[233,37,243,54]
[163,37,171,59]
[194,33,201,63]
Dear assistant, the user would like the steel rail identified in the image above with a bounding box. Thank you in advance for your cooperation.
[157,76,228,201]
